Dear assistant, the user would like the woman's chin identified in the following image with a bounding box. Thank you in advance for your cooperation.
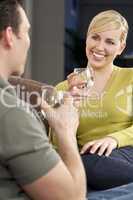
[89,62,104,70]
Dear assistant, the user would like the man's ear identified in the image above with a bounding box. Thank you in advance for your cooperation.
[2,27,14,48]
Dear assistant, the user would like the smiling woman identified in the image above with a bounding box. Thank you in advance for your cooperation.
[85,10,128,71]
[86,29,125,70]
[52,10,133,190]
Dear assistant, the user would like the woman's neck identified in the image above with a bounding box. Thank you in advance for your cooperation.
[90,64,115,94]
[93,64,114,78]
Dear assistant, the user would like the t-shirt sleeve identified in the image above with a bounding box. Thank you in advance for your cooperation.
[2,107,60,185]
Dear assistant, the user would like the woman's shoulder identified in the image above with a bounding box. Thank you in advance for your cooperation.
[114,66,133,76]
[114,66,133,83]
[115,65,133,73]
[55,80,68,91]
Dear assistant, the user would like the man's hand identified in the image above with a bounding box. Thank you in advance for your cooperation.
[40,94,79,137]
[80,137,118,157]
[37,95,86,200]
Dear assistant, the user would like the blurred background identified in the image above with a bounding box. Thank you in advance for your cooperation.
[23,0,133,85]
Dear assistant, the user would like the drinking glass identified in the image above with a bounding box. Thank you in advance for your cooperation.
[40,86,68,119]
[73,67,94,88]
[41,86,66,108]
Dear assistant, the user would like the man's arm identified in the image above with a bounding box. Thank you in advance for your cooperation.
[23,160,84,200]
[23,97,86,200]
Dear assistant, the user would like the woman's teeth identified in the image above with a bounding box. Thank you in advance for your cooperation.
[93,52,105,58]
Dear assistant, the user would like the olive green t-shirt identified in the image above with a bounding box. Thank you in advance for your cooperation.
[0,78,60,199]
[54,66,133,150]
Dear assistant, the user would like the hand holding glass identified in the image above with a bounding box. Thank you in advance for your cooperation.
[73,68,94,89]
[41,86,66,108]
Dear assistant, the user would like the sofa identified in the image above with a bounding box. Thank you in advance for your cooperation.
[89,183,133,200]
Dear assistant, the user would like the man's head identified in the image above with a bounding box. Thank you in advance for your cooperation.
[0,0,30,77]
[0,0,23,37]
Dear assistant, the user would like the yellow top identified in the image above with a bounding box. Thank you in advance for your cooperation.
[53,66,133,150]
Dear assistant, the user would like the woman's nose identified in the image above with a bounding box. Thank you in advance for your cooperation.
[96,41,105,51]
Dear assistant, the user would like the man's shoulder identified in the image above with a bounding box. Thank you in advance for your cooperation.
[0,88,17,118]
[0,88,35,121]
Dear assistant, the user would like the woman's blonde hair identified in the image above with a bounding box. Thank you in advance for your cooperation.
[87,10,128,43]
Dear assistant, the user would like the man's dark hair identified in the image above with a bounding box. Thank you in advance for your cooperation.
[0,0,24,36]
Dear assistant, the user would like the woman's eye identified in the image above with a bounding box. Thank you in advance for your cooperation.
[91,35,99,40]
[106,40,115,45]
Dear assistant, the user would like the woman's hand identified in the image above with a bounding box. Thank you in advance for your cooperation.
[80,137,118,157]
[67,73,89,104]
[67,73,86,91]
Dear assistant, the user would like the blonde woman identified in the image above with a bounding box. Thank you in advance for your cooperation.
[54,10,133,190]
